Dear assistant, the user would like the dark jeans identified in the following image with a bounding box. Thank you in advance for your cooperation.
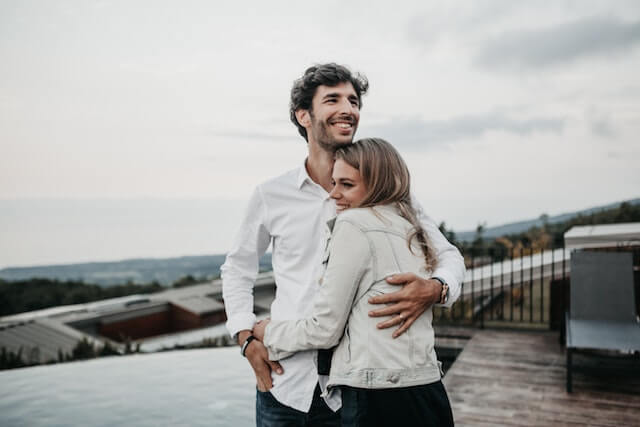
[256,383,341,427]
[341,381,455,427]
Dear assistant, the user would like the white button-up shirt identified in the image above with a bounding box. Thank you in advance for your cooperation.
[221,161,465,412]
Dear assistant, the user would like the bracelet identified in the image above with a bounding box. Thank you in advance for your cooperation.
[241,335,257,357]
[432,277,449,304]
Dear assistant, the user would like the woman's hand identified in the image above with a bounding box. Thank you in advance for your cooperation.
[253,318,271,342]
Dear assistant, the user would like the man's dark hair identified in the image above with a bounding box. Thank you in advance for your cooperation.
[289,63,369,141]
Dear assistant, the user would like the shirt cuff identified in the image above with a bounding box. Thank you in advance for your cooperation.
[226,312,257,339]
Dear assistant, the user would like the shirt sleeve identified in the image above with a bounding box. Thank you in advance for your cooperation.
[412,196,466,308]
[263,219,370,361]
[221,186,272,338]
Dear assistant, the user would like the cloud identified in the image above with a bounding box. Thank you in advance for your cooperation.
[476,16,640,68]
[209,130,299,142]
[365,113,565,149]
[586,108,616,138]
[407,1,520,48]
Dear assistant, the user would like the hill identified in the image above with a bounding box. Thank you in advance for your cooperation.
[0,254,272,287]
[455,198,640,242]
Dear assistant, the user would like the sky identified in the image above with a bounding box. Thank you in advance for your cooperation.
[1,0,639,267]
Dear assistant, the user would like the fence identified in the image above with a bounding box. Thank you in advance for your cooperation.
[434,245,571,329]
[435,244,640,330]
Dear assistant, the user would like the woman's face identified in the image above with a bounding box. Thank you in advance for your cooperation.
[329,159,368,213]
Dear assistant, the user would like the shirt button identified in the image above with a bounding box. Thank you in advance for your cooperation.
[388,373,400,383]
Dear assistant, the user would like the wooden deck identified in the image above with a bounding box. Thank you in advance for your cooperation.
[442,329,640,426]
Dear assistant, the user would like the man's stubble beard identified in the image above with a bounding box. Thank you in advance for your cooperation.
[309,113,356,153]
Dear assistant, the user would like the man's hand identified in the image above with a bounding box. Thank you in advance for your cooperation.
[368,273,442,338]
[253,319,270,342]
[238,330,283,392]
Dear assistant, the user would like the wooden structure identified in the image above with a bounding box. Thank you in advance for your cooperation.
[443,329,640,426]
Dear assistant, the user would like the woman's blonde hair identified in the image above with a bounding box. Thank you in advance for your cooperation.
[334,138,437,270]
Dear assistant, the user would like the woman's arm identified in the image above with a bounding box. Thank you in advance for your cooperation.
[261,219,371,361]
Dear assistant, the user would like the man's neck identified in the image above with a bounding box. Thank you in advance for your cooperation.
[305,140,335,193]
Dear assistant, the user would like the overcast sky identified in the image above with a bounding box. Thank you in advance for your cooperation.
[1,1,639,266]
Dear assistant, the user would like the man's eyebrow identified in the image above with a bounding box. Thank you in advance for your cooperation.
[322,92,340,100]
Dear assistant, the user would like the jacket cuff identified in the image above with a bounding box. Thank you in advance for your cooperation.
[264,322,295,361]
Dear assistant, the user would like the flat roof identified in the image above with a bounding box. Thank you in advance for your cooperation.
[564,222,640,249]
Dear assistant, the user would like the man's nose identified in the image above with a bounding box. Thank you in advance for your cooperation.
[338,98,355,114]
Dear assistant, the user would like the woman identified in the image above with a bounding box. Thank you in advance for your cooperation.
[253,138,454,427]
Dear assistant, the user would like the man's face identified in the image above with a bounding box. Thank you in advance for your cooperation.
[304,82,360,151]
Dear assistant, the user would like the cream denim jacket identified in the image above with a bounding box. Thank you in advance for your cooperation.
[263,204,442,390]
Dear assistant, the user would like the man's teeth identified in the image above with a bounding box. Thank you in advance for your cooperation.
[336,123,351,129]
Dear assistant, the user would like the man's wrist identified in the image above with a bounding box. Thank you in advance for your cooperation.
[237,330,253,346]
[431,277,448,304]
[241,335,257,357]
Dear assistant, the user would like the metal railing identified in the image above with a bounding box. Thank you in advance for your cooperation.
[434,244,571,329]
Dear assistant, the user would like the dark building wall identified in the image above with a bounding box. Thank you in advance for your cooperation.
[99,311,171,342]
[170,304,202,331]
[170,304,226,330]
[98,305,228,342]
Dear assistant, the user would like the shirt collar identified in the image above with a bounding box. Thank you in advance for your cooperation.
[296,158,312,189]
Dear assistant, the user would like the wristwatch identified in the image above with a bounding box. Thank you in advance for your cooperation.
[241,335,257,357]
[432,277,449,304]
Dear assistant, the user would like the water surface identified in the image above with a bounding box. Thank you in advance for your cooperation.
[0,347,256,426]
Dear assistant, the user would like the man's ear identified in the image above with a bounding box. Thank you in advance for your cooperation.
[295,109,311,127]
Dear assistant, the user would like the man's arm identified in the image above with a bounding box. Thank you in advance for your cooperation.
[221,186,282,391]
[369,198,466,337]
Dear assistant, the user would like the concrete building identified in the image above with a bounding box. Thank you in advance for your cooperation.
[0,272,275,364]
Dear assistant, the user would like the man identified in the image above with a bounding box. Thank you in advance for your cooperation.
[221,63,465,426]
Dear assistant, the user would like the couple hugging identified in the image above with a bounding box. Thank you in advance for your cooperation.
[222,63,465,427]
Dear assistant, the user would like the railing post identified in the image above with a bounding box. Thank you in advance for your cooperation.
[529,246,534,323]
[480,248,485,330]
[500,247,505,321]
[490,248,494,321]
[520,247,524,322]
[471,252,475,327]
[540,246,544,324]
[510,247,514,322]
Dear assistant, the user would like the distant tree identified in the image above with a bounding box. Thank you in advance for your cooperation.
[470,222,487,256]
[0,347,29,370]
[438,222,459,247]
[71,338,97,360]
[173,275,199,288]
[0,278,166,316]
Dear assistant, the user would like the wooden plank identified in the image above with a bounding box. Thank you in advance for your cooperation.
[443,330,640,427]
